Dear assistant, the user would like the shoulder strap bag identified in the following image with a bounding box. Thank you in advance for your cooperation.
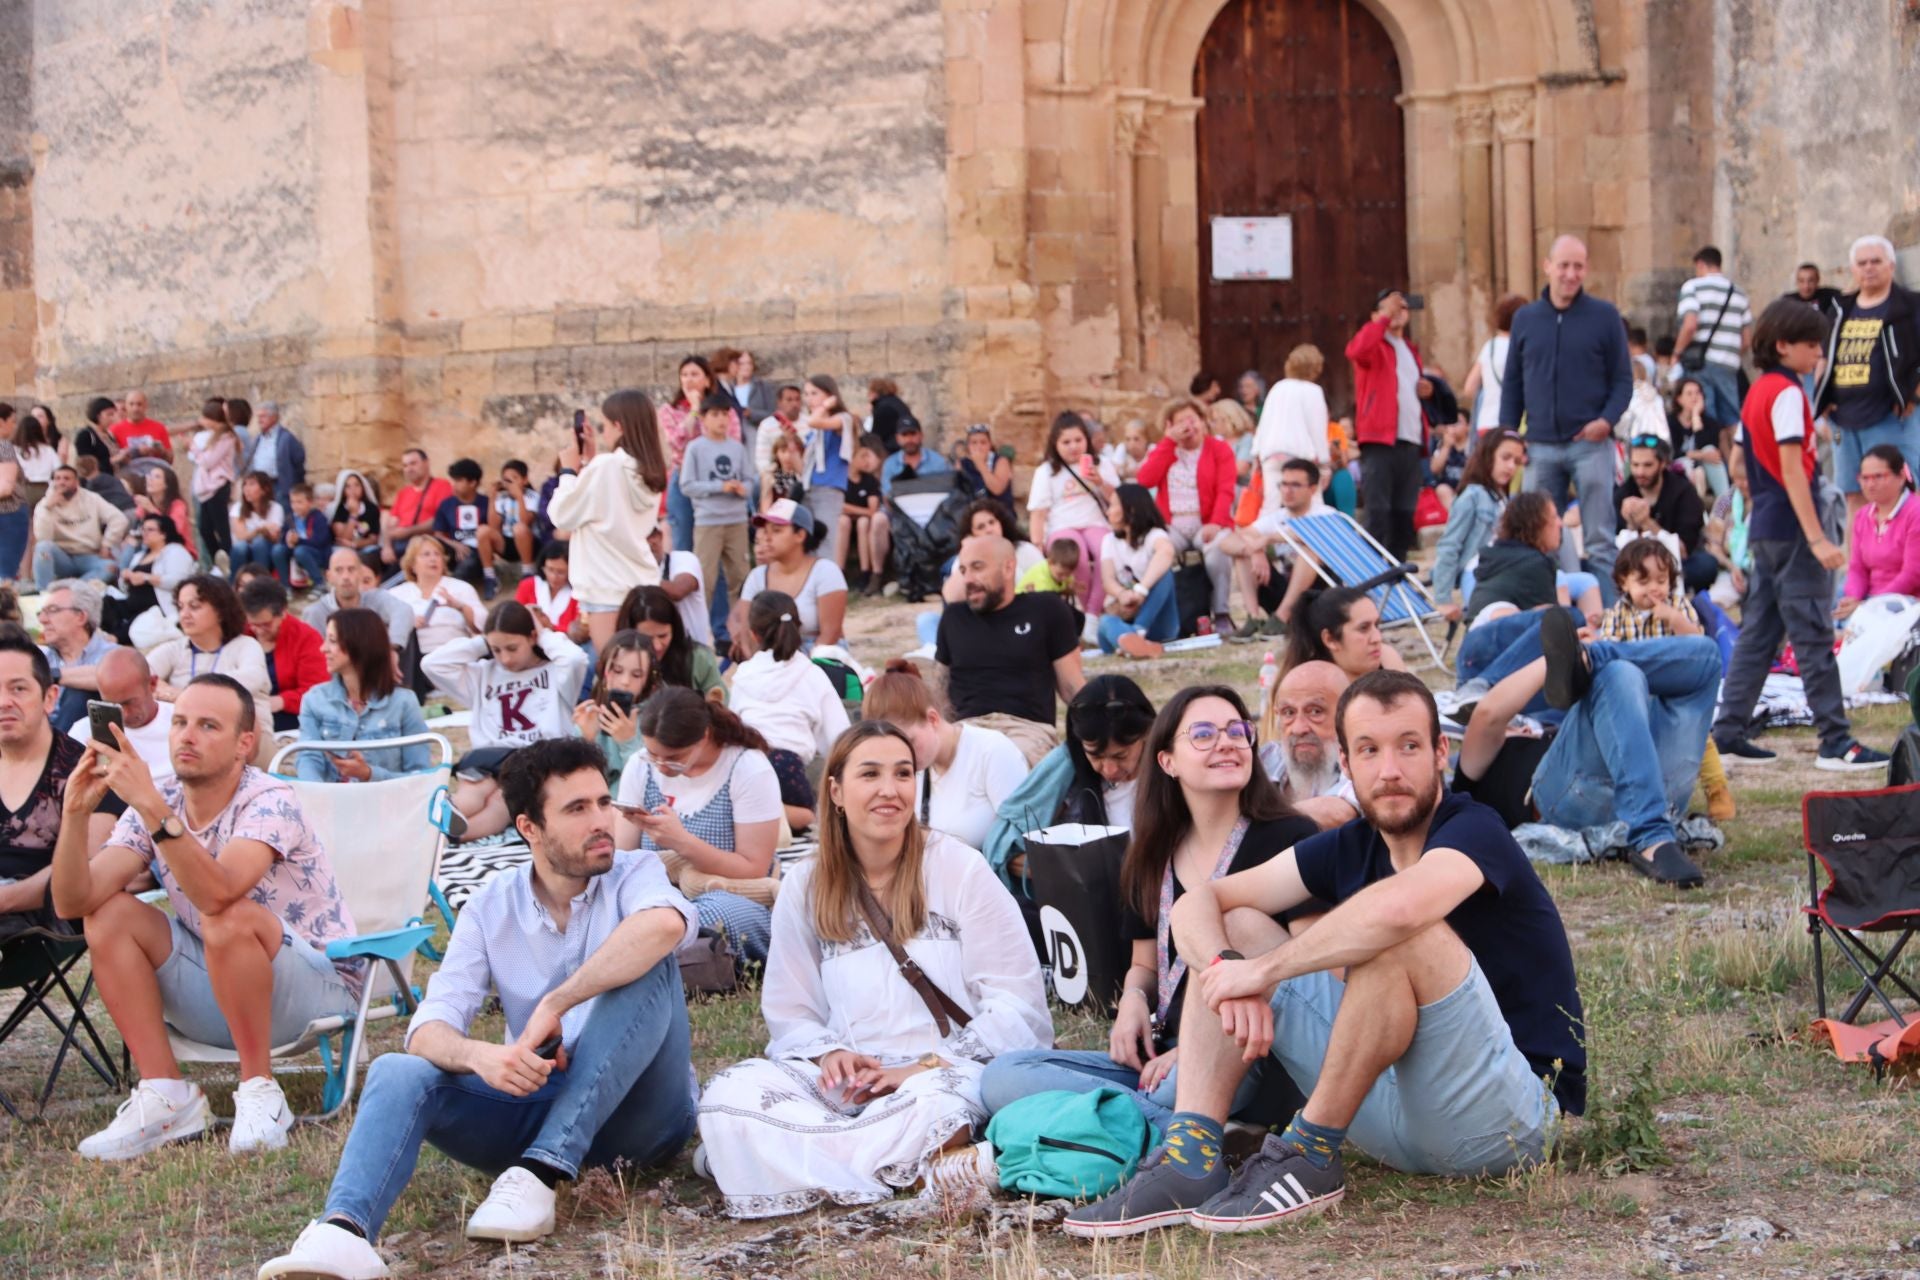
[1681,285,1731,372]
[855,879,972,1036]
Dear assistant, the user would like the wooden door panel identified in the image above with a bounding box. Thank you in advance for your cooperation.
[1195,0,1405,417]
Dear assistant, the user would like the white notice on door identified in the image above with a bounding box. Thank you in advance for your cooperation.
[1210,216,1294,281]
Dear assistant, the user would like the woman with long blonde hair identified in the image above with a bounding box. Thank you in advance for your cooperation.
[695,720,1049,1219]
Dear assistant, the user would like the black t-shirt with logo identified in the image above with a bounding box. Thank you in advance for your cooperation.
[1830,297,1897,429]
[935,592,1079,724]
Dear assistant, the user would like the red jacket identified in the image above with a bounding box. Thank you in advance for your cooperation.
[1344,315,1428,448]
[1136,435,1238,528]
[263,613,330,716]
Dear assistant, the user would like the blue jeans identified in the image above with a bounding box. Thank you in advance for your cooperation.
[32,543,113,591]
[320,958,695,1240]
[1457,607,1582,717]
[290,542,329,584]
[1529,635,1721,851]
[0,507,27,582]
[230,535,285,579]
[1712,536,1850,754]
[1097,573,1179,653]
[1833,409,1920,494]
[1693,364,1743,426]
[979,1047,1274,1130]
[666,473,695,552]
[1523,438,1619,603]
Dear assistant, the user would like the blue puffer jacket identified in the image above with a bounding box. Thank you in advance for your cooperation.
[1499,287,1634,443]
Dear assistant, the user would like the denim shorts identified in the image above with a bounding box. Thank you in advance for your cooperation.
[156,915,359,1048]
[580,600,621,615]
[1269,957,1559,1175]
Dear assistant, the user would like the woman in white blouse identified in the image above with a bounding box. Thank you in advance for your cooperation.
[145,574,275,761]
[1458,294,1527,433]
[697,720,1051,1219]
[388,537,485,656]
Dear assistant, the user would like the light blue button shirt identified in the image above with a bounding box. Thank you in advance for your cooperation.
[407,850,698,1049]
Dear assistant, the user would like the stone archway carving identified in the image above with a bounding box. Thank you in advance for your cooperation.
[1039,0,1601,393]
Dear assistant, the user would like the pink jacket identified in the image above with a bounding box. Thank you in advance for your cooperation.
[1845,493,1920,600]
[658,400,742,469]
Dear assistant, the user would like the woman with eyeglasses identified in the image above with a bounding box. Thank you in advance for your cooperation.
[1836,443,1920,621]
[981,685,1314,1131]
[615,687,783,963]
[1616,433,1717,593]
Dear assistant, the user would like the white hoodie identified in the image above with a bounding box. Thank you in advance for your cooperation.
[546,448,662,607]
[728,650,851,761]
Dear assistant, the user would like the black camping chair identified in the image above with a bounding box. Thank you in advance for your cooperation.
[0,926,124,1118]
[1803,783,1920,1028]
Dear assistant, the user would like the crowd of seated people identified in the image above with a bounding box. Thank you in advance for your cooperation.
[15,326,1914,1280]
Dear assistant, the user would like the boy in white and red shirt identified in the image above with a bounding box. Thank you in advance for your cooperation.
[1711,300,1888,773]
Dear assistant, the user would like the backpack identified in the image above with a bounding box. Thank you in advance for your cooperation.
[985,1087,1159,1200]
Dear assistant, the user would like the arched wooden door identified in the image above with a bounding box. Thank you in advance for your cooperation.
[1195,0,1406,417]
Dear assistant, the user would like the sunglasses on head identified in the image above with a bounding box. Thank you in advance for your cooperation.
[1629,435,1667,450]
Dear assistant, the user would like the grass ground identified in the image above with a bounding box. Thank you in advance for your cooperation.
[2,592,1917,1280]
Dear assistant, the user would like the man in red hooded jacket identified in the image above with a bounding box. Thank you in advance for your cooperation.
[1345,290,1428,560]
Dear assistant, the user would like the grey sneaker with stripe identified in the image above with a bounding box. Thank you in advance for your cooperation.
[1189,1135,1344,1233]
[1060,1145,1226,1239]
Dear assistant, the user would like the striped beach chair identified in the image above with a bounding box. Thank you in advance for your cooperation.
[1271,510,1446,668]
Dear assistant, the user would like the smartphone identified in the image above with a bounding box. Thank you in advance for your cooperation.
[606,689,637,714]
[1404,293,1426,311]
[572,409,588,450]
[534,1033,563,1061]
[87,700,125,746]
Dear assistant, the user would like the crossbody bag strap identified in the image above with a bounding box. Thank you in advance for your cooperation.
[854,879,971,1036]
[1064,461,1106,507]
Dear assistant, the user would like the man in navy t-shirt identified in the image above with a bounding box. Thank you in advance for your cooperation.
[1066,670,1584,1240]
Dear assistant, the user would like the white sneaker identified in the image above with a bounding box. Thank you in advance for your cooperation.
[257,1220,390,1280]
[230,1076,295,1153]
[77,1079,210,1160]
[690,1143,713,1182]
[465,1167,556,1242]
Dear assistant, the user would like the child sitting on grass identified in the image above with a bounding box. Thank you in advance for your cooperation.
[1599,537,1733,820]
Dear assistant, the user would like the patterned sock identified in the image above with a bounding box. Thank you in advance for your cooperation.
[1277,1112,1347,1169]
[1160,1112,1224,1180]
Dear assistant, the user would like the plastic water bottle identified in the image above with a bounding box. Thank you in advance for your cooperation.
[1258,651,1279,693]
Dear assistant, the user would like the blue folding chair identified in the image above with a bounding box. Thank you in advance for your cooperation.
[1272,510,1447,669]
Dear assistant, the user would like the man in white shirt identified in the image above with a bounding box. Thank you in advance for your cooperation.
[259,737,698,1279]
[1673,245,1753,425]
[67,647,175,783]
[646,525,712,647]
[1225,458,1327,640]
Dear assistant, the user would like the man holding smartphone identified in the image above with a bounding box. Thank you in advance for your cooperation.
[259,737,699,1279]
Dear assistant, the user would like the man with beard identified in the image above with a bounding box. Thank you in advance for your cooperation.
[259,737,699,1279]
[934,534,1086,765]
[1064,670,1583,1238]
[1260,661,1359,829]
[53,675,359,1161]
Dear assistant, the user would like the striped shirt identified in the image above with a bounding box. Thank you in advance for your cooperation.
[1676,274,1753,370]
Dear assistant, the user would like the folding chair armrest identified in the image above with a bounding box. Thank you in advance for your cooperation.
[327,923,436,964]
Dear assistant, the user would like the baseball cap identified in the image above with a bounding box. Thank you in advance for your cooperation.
[753,497,816,534]
[896,415,923,435]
